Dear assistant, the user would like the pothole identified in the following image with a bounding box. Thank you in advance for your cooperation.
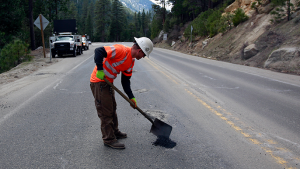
[144,110,168,121]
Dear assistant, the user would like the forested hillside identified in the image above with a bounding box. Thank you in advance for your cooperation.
[0,0,154,73]
[1,0,246,52]
[0,0,153,48]
[1,0,299,74]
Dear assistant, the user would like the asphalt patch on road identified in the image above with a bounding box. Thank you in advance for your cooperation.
[35,73,56,76]
[152,136,177,148]
[134,89,148,93]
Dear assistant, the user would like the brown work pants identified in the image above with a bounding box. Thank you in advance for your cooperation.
[90,82,120,144]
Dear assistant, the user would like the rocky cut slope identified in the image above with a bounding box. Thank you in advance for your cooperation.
[155,0,300,75]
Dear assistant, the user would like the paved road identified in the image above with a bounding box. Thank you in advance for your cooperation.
[0,43,299,168]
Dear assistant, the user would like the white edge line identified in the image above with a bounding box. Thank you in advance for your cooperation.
[0,54,95,126]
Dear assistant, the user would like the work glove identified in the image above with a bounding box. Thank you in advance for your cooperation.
[96,70,105,80]
[130,98,137,109]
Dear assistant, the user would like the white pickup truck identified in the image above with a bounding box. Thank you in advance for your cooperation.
[50,33,83,58]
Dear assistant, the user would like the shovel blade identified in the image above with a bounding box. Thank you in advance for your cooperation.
[150,118,172,138]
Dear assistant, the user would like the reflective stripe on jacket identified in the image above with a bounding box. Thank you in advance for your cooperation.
[90,44,135,83]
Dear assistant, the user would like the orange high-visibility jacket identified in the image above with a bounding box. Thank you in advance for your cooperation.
[90,44,135,83]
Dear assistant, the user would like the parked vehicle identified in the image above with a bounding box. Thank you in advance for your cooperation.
[82,35,89,50]
[51,33,82,57]
[50,19,83,57]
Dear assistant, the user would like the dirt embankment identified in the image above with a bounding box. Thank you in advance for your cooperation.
[155,12,300,75]
[0,48,61,85]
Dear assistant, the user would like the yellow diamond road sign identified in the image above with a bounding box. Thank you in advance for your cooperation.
[34,14,49,30]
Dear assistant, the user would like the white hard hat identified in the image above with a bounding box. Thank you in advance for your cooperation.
[134,37,153,57]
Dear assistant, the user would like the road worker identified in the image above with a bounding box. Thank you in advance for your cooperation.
[90,37,153,149]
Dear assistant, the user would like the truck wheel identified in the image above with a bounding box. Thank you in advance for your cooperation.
[77,47,82,55]
[73,49,77,57]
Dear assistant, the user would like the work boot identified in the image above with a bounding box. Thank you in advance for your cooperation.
[115,131,127,139]
[104,140,125,149]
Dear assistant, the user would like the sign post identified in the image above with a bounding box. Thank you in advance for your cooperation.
[191,25,193,43]
[49,38,51,61]
[49,34,56,62]
[34,14,49,58]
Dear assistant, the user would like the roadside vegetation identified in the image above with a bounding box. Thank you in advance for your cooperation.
[182,6,248,40]
[0,39,31,74]
[270,0,300,22]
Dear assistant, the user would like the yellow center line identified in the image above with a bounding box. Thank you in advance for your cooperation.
[184,88,295,168]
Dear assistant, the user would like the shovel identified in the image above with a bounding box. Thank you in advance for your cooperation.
[104,78,172,139]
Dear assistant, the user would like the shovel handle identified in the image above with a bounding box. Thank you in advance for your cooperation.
[104,78,154,125]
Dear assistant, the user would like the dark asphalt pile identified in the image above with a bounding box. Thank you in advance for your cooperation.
[152,136,177,148]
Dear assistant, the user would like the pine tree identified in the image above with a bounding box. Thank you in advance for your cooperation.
[58,1,77,19]
[80,0,89,34]
[150,4,164,39]
[0,0,27,48]
[271,0,295,21]
[145,11,152,37]
[110,0,126,41]
[88,0,96,41]
[134,12,139,33]
[94,0,112,42]
[141,9,146,36]
[137,12,142,32]
[85,13,92,39]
